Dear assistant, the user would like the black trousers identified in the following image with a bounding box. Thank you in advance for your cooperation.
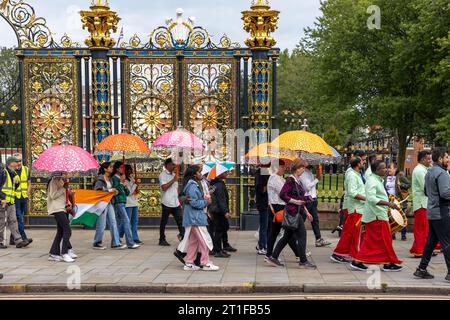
[223,217,230,247]
[306,199,321,240]
[211,212,227,253]
[50,212,72,256]
[160,204,184,241]
[267,204,298,257]
[272,212,307,263]
[419,217,450,273]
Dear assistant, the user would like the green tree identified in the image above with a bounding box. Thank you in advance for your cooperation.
[0,46,21,148]
[300,0,449,170]
[276,48,356,146]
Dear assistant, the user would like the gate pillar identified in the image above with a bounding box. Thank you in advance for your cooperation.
[80,0,120,147]
[242,0,279,141]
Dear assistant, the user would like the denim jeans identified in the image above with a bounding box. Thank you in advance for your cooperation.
[306,199,321,240]
[258,207,269,249]
[15,198,27,240]
[119,206,140,242]
[115,203,135,247]
[93,203,120,247]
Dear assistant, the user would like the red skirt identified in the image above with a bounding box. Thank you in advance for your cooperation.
[343,209,349,221]
[410,208,442,256]
[333,211,362,258]
[354,220,402,265]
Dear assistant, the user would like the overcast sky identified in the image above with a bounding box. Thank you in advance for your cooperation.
[0,0,322,51]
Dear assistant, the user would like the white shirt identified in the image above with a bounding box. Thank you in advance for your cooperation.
[300,169,319,199]
[126,177,139,208]
[159,169,179,208]
[267,173,286,205]
[385,175,397,196]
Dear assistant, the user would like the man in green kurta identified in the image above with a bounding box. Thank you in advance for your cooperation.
[351,161,403,272]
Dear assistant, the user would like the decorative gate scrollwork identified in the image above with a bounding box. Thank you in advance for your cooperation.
[24,58,79,164]
[127,59,178,144]
[184,59,236,155]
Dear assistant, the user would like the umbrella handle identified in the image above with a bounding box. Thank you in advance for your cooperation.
[122,152,126,184]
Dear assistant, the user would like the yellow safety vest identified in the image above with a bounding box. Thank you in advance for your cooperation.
[2,169,16,205]
[15,166,29,199]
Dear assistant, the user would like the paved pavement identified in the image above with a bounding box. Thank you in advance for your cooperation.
[0,229,449,295]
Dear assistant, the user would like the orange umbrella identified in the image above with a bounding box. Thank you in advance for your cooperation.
[95,130,151,182]
[95,133,151,155]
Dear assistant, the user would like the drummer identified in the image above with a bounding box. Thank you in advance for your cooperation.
[351,160,404,272]
[330,156,365,263]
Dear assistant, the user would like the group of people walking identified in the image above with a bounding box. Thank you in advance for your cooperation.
[329,148,450,282]
[256,158,331,269]
[2,147,450,283]
[46,161,142,263]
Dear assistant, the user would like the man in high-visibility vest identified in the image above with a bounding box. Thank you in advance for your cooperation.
[0,156,30,249]
[9,153,33,244]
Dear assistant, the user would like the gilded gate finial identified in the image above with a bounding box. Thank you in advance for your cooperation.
[242,0,279,49]
[80,0,120,49]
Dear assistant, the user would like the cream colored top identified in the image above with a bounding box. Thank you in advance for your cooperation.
[47,177,67,215]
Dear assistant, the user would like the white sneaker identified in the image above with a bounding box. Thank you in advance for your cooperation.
[48,254,62,262]
[68,249,78,259]
[128,244,141,249]
[202,263,219,271]
[306,251,312,257]
[183,263,201,271]
[257,248,267,255]
[112,244,127,250]
[62,253,75,263]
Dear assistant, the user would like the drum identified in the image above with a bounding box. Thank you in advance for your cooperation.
[388,195,408,234]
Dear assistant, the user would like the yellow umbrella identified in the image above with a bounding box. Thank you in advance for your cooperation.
[245,142,297,165]
[270,131,333,156]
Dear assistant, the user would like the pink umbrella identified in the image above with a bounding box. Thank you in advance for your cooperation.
[152,125,204,151]
[33,142,99,173]
[152,123,204,175]
[33,141,99,212]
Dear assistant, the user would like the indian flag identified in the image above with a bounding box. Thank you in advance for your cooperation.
[70,189,114,228]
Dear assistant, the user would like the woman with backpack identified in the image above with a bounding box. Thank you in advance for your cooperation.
[178,165,218,271]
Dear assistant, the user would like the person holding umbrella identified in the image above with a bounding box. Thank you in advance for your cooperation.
[266,158,317,269]
[47,172,77,263]
[93,162,125,250]
[112,162,140,249]
[159,158,184,246]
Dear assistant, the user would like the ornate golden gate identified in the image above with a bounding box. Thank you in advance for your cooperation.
[0,0,280,226]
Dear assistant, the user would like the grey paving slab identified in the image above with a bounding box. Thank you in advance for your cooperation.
[0,229,448,294]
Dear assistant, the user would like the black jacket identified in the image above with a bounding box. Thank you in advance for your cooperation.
[255,168,269,211]
[209,179,229,215]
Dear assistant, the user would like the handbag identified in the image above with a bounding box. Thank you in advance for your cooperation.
[270,206,284,223]
[281,179,302,230]
[282,208,301,230]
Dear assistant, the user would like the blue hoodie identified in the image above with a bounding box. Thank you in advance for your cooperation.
[182,179,208,227]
